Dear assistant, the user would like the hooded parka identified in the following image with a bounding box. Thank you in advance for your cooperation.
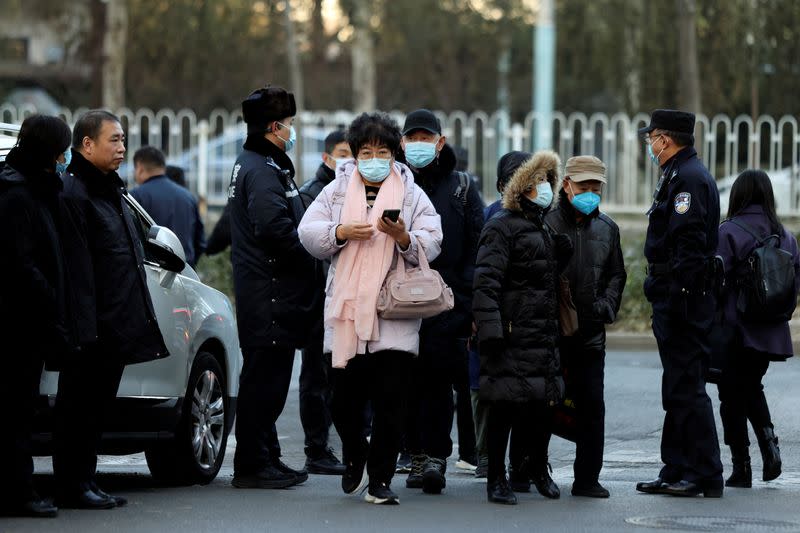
[473,151,571,405]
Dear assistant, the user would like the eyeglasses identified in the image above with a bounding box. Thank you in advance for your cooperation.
[357,148,393,159]
[644,134,663,146]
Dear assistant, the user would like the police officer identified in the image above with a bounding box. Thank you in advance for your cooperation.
[228,86,322,489]
[635,109,724,498]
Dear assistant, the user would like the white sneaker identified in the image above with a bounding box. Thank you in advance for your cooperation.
[455,459,477,472]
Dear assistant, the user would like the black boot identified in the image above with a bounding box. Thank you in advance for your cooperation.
[509,457,531,493]
[487,476,517,505]
[725,446,752,488]
[756,427,782,481]
[531,461,560,500]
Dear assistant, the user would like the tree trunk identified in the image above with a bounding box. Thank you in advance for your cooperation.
[676,0,701,114]
[89,0,106,108]
[102,0,127,110]
[350,0,376,112]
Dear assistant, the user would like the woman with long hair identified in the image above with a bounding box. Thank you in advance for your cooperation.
[716,169,800,488]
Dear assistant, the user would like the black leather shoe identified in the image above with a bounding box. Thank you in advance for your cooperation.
[487,478,517,505]
[305,447,346,475]
[90,482,128,507]
[636,477,668,494]
[271,459,309,484]
[0,498,58,518]
[56,488,116,509]
[571,482,610,498]
[660,480,723,498]
[232,465,299,489]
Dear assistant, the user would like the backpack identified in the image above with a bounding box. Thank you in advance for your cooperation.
[729,219,797,323]
[453,171,471,207]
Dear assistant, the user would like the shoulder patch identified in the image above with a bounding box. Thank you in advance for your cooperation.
[674,192,691,214]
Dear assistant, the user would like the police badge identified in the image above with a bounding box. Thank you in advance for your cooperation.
[674,192,691,214]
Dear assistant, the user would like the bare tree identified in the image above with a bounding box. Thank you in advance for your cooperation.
[676,0,701,113]
[349,0,376,112]
[103,0,127,110]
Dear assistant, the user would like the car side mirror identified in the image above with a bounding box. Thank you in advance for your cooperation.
[145,225,186,273]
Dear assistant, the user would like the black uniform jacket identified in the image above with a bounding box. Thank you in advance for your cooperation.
[546,190,627,350]
[643,147,720,316]
[227,135,322,350]
[0,148,70,359]
[60,150,169,365]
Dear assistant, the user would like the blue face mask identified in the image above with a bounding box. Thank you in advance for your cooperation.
[647,136,663,166]
[404,141,438,168]
[358,157,392,183]
[571,191,601,215]
[277,122,296,152]
[56,148,71,175]
[532,181,553,208]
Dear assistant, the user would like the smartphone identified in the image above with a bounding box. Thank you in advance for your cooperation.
[382,209,400,223]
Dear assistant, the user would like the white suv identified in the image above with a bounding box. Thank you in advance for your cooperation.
[1,122,241,485]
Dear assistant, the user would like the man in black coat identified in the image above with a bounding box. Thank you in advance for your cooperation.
[400,109,485,495]
[635,109,724,498]
[228,86,322,489]
[131,146,206,268]
[0,115,72,518]
[545,155,627,498]
[57,110,169,509]
[296,130,351,475]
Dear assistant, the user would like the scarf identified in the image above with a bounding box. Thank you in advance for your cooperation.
[328,166,404,368]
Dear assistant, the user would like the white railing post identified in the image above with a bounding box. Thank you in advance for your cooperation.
[197,119,209,201]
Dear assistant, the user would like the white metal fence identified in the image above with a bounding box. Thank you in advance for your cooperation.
[3,104,799,215]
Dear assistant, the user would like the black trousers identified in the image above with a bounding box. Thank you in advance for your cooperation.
[406,338,473,460]
[487,400,552,483]
[717,348,772,448]
[53,353,125,492]
[561,340,606,485]
[331,350,411,485]
[1,351,44,503]
[233,345,295,475]
[299,332,334,453]
[651,301,722,484]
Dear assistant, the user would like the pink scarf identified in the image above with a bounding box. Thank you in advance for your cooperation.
[328,166,404,368]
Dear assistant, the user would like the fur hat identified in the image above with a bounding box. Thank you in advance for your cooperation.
[502,150,562,211]
[242,86,296,134]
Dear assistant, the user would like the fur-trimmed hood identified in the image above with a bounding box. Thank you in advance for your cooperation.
[502,150,562,212]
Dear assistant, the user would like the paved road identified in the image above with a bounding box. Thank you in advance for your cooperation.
[4,351,800,532]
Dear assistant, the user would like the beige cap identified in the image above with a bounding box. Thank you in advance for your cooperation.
[565,155,606,183]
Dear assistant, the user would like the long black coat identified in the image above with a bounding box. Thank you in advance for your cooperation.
[545,190,627,350]
[60,150,168,365]
[227,135,322,350]
[0,148,69,359]
[473,150,570,404]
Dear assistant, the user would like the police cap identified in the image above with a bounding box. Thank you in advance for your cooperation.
[638,109,695,137]
[242,86,296,134]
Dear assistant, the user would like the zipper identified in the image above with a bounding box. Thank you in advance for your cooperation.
[508,321,513,333]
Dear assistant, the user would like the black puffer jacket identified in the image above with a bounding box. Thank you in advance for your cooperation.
[60,150,169,365]
[545,189,627,350]
[299,163,336,208]
[227,135,323,350]
[473,151,571,404]
[0,147,70,359]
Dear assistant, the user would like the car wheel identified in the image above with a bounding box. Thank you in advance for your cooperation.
[145,351,229,485]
